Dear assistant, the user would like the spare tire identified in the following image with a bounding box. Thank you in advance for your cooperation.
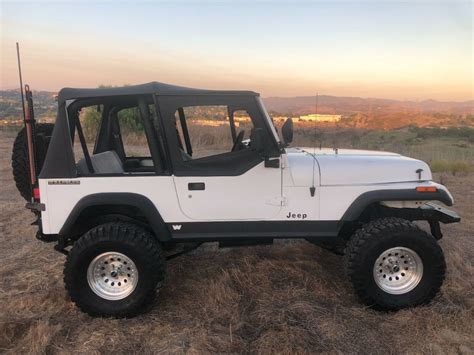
[11,123,54,201]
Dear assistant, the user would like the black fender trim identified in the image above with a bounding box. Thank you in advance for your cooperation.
[59,193,170,241]
[341,188,453,222]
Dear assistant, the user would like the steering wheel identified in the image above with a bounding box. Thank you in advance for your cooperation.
[231,130,245,152]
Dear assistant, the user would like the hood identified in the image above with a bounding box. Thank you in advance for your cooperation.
[286,147,432,186]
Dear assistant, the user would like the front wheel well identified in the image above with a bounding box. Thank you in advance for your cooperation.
[338,203,387,240]
[338,202,451,241]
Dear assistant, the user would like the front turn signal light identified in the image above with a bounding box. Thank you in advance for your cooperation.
[416,186,438,193]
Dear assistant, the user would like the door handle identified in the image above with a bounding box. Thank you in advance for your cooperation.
[188,182,205,190]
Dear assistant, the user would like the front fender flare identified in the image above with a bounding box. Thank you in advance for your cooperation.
[341,188,454,222]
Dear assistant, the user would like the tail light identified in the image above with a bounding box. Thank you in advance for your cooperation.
[33,187,40,200]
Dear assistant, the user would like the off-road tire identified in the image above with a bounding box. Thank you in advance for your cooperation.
[64,222,165,317]
[11,123,54,201]
[345,217,446,310]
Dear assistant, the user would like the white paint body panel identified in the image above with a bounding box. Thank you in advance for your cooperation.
[294,148,432,185]
[285,150,318,186]
[39,147,452,235]
[40,177,182,234]
[173,161,282,220]
[318,182,439,220]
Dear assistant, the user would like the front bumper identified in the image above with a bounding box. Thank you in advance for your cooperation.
[379,202,460,240]
[420,202,461,224]
[419,202,460,240]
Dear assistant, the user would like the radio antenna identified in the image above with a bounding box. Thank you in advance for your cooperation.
[314,93,318,152]
[309,93,318,197]
[16,43,27,122]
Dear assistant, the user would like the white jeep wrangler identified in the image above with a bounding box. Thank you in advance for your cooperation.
[12,82,460,317]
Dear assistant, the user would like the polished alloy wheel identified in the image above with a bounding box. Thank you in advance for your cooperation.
[87,252,138,300]
[373,247,423,295]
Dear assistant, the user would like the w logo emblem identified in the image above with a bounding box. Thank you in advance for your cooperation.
[172,225,182,231]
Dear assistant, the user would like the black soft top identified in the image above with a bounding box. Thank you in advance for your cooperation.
[58,81,259,103]
[40,81,262,179]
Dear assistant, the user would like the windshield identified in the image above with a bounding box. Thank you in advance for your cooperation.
[257,97,280,144]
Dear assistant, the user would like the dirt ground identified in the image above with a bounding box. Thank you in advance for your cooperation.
[0,129,473,354]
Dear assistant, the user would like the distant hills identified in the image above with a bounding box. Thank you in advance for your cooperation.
[264,95,474,130]
[264,95,473,130]
[0,89,57,121]
[264,95,474,115]
[1,89,473,130]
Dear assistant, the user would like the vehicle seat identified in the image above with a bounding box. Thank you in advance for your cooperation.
[139,159,154,167]
[77,150,124,174]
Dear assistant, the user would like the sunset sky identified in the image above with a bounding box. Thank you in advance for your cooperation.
[1,1,473,101]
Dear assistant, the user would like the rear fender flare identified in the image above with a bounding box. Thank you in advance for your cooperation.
[59,193,170,241]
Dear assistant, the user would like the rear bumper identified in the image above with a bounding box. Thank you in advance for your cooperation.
[25,201,45,212]
[24,204,57,242]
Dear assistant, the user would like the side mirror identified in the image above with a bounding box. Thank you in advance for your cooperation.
[282,117,293,146]
[250,128,264,153]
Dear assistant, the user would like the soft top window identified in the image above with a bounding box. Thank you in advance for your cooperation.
[157,94,280,176]
[65,95,165,176]
[175,105,235,159]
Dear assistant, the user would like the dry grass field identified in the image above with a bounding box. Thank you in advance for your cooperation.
[0,128,473,354]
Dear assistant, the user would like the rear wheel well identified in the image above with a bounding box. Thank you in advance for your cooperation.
[64,204,173,246]
[59,193,172,243]
[65,205,159,242]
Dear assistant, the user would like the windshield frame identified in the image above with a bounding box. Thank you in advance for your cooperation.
[256,97,281,145]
